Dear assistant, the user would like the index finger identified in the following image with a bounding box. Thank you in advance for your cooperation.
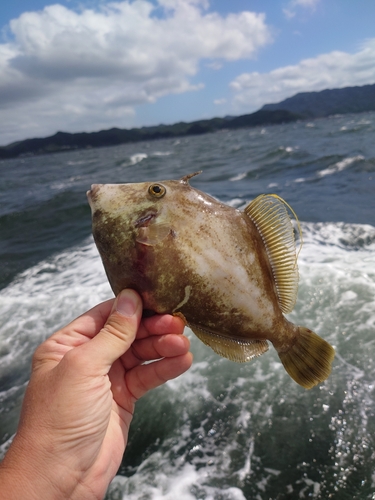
[135,314,186,340]
[59,301,185,347]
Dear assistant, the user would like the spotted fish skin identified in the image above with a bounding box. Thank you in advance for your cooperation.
[87,173,334,389]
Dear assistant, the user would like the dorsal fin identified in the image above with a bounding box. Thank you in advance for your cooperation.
[244,194,299,314]
[180,171,202,184]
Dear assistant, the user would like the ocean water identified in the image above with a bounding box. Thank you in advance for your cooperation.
[0,112,375,499]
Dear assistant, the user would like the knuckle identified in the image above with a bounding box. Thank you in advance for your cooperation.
[61,346,82,367]
[32,343,45,366]
[103,314,138,342]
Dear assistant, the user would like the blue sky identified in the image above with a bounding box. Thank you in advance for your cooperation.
[1,0,375,145]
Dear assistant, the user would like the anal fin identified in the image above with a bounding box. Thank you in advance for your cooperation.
[189,323,269,363]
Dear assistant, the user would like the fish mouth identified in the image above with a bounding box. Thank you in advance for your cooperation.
[86,184,101,208]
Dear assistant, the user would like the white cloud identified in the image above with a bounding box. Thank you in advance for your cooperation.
[283,9,296,20]
[206,61,223,70]
[293,0,320,7]
[230,39,375,111]
[0,0,271,145]
[283,0,320,19]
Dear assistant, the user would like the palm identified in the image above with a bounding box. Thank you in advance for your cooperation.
[20,297,191,498]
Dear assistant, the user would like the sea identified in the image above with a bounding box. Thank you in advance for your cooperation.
[0,112,375,499]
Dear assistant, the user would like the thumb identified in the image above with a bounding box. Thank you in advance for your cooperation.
[87,289,143,373]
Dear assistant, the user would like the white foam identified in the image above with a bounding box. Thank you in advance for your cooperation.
[108,462,246,500]
[279,146,295,153]
[152,151,172,157]
[0,238,111,370]
[0,434,15,461]
[297,221,375,260]
[357,119,372,125]
[129,153,148,165]
[165,360,213,401]
[226,198,245,208]
[229,173,247,182]
[317,155,364,177]
[1,221,375,499]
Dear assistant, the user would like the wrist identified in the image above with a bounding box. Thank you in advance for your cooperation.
[0,433,82,500]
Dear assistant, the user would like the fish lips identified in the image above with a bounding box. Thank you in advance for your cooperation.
[86,184,102,210]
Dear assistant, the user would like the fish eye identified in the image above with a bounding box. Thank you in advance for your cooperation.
[148,184,166,198]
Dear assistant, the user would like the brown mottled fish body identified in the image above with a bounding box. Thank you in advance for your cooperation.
[87,173,334,389]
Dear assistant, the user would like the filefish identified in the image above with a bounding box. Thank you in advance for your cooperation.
[87,172,334,389]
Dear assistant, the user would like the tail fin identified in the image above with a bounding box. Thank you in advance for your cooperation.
[278,327,335,389]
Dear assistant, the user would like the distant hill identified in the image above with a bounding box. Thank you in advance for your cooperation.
[261,83,375,118]
[1,82,374,160]
[0,110,299,160]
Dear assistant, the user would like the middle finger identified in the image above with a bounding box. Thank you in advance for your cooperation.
[121,333,190,370]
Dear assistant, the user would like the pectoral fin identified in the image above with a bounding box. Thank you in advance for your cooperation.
[189,323,269,363]
[244,194,300,314]
[136,223,171,246]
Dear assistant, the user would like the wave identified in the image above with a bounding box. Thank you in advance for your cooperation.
[0,239,111,435]
[0,191,91,290]
[317,155,365,177]
[229,172,247,182]
[119,151,173,168]
[300,221,375,252]
[129,153,148,165]
[109,460,247,500]
[152,151,173,157]
[0,221,374,497]
[116,220,375,499]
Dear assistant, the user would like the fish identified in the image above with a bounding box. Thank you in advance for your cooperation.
[87,172,334,389]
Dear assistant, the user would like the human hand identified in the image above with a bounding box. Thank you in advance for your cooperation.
[0,289,192,500]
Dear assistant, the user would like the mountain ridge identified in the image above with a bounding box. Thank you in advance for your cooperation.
[0,110,300,160]
[261,83,375,118]
[1,83,374,160]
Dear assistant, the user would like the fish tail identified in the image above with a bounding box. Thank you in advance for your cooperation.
[278,327,335,389]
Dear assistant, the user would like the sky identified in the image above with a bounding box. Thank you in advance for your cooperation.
[1,0,375,146]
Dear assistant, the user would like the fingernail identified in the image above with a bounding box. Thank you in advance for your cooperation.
[115,290,138,317]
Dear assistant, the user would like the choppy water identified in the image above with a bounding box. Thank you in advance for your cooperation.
[1,113,375,499]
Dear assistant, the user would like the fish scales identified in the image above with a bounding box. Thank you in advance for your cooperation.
[87,172,335,389]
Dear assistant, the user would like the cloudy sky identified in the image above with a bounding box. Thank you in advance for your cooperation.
[1,0,375,145]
